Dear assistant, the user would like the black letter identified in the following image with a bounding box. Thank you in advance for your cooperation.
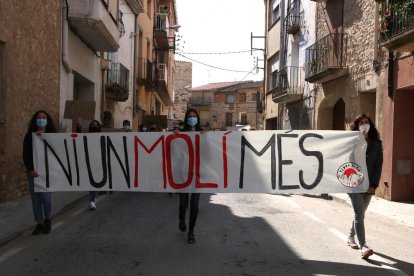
[44,139,72,188]
[107,136,131,189]
[83,136,107,188]
[299,133,324,189]
[239,134,276,189]
[277,134,300,190]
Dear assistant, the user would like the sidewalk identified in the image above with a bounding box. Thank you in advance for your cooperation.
[330,193,414,228]
[0,192,413,248]
[0,192,87,246]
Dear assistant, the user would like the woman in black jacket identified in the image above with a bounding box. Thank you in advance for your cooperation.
[347,114,383,259]
[178,108,202,244]
[23,110,57,235]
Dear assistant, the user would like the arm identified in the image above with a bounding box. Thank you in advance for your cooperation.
[370,141,383,189]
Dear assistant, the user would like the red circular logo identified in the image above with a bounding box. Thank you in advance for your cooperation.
[337,162,364,187]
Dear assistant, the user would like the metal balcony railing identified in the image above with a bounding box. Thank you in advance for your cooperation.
[136,58,153,83]
[154,63,168,82]
[273,66,304,98]
[305,33,348,80]
[285,0,303,34]
[155,13,170,31]
[105,63,129,102]
[380,0,414,41]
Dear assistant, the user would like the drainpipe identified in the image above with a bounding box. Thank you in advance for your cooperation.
[132,14,138,127]
[62,0,71,73]
[373,3,379,65]
[388,51,394,99]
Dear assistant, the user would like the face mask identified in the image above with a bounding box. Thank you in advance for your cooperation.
[36,119,48,128]
[124,125,131,131]
[359,124,370,133]
[142,127,147,132]
[187,117,197,126]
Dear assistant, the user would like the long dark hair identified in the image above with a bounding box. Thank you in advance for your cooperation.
[89,120,101,132]
[351,113,380,141]
[27,110,57,133]
[183,108,202,131]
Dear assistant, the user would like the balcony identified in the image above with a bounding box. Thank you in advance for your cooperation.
[153,63,173,106]
[380,0,414,52]
[272,67,304,103]
[189,97,212,106]
[305,33,349,84]
[285,0,303,34]
[124,0,144,14]
[154,13,175,51]
[67,0,120,52]
[136,58,153,86]
[105,63,129,102]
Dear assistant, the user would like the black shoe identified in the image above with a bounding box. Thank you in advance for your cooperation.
[187,231,195,244]
[32,224,44,235]
[179,219,187,232]
[43,219,51,234]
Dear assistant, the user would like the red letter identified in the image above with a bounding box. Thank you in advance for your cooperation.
[134,136,165,188]
[195,134,218,189]
[222,131,231,188]
[165,134,194,189]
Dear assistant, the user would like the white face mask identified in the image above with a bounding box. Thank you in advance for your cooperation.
[359,123,370,133]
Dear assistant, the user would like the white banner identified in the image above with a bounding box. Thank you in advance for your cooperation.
[33,131,368,194]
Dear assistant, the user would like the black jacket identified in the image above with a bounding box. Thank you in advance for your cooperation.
[23,132,34,172]
[366,139,383,189]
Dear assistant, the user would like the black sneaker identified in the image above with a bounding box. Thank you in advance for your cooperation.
[187,231,195,244]
[32,224,44,235]
[43,219,51,234]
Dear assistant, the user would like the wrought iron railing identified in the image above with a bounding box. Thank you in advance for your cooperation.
[273,66,304,98]
[155,13,169,31]
[380,0,414,41]
[154,63,168,82]
[105,63,129,101]
[285,0,302,34]
[137,58,153,83]
[305,33,348,79]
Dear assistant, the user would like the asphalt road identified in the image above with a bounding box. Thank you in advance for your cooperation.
[0,192,413,275]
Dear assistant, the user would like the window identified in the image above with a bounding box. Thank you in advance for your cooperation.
[239,93,246,103]
[252,92,258,101]
[270,0,280,25]
[269,56,279,90]
[226,94,235,104]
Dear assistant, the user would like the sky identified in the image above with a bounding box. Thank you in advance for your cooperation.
[174,0,265,88]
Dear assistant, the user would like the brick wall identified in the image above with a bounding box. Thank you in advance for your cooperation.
[173,61,192,121]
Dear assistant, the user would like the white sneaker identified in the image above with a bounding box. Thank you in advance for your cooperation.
[347,236,359,249]
[361,245,374,259]
[89,201,96,211]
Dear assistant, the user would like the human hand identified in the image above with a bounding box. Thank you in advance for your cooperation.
[29,170,39,178]
[367,187,376,194]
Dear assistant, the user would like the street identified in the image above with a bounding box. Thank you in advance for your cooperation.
[0,192,413,275]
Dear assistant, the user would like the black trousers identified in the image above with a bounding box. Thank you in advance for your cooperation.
[179,193,200,232]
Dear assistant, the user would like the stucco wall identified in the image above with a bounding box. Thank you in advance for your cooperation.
[0,0,61,201]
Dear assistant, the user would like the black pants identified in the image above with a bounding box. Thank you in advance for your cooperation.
[179,193,200,232]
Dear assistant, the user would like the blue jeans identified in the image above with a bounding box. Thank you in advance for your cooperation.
[348,193,372,247]
[89,191,97,202]
[28,173,52,224]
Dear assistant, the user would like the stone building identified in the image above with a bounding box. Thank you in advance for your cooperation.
[172,61,192,121]
[0,0,61,201]
[188,82,241,129]
[212,81,264,130]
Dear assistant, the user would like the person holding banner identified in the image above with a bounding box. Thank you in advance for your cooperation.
[347,114,383,259]
[87,120,102,210]
[23,110,57,235]
[178,108,202,244]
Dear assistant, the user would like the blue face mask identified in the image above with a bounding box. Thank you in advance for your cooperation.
[187,117,197,126]
[36,118,48,128]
